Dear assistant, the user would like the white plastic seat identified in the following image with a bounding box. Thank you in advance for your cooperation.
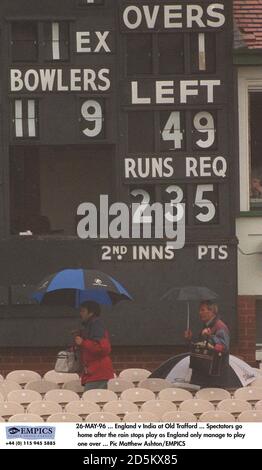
[45,389,79,406]
[85,412,121,422]
[138,378,172,394]
[7,390,42,408]
[6,370,41,386]
[0,416,5,422]
[0,374,4,382]
[119,368,151,385]
[141,400,177,419]
[9,413,44,422]
[162,411,197,422]
[249,377,262,387]
[237,410,262,422]
[44,370,79,387]
[217,399,251,417]
[199,411,235,422]
[25,380,58,396]
[65,400,100,418]
[107,378,134,396]
[255,400,262,410]
[179,399,214,417]
[159,388,192,404]
[103,400,138,418]
[196,388,231,404]
[47,413,81,422]
[27,400,63,419]
[123,411,158,422]
[120,388,155,406]
[62,380,84,395]
[82,389,117,406]
[0,393,4,402]
[0,380,21,399]
[0,402,25,420]
[234,387,262,404]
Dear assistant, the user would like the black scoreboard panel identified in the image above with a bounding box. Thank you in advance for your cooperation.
[0,0,238,346]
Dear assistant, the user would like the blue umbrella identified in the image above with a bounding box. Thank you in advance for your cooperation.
[32,268,133,307]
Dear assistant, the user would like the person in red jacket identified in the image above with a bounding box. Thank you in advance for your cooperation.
[74,301,114,391]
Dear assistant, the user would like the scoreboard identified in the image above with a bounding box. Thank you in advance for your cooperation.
[0,0,238,346]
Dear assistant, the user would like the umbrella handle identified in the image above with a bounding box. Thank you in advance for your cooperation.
[187,303,190,330]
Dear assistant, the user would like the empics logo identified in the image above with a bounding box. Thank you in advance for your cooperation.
[6,426,56,440]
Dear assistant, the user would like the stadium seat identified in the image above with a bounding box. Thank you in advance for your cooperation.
[234,386,262,405]
[162,411,197,422]
[44,370,79,387]
[47,413,81,422]
[123,411,158,422]
[138,378,172,394]
[255,400,262,410]
[119,368,151,385]
[217,399,251,417]
[62,380,84,395]
[65,400,100,419]
[7,389,42,408]
[27,400,63,419]
[107,378,134,396]
[45,389,79,407]
[82,389,117,407]
[6,370,41,386]
[9,413,44,422]
[0,381,21,399]
[179,399,214,417]
[141,399,177,419]
[159,388,192,405]
[103,400,138,418]
[195,388,231,404]
[25,380,58,396]
[85,412,121,422]
[199,411,235,422]
[120,388,155,406]
[0,402,25,420]
[237,410,262,422]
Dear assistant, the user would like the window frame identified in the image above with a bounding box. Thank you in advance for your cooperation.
[238,67,262,213]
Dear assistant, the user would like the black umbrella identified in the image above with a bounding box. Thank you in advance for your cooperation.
[161,285,218,329]
[150,353,258,388]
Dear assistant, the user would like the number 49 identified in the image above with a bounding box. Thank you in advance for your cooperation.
[161,110,216,150]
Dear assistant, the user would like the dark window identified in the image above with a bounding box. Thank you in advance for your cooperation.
[128,112,154,153]
[158,34,184,74]
[190,33,216,74]
[126,34,152,75]
[12,99,39,139]
[43,22,70,61]
[10,145,113,236]
[11,22,38,62]
[249,93,262,211]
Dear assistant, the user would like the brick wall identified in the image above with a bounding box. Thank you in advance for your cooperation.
[0,345,187,377]
[233,296,256,364]
[0,297,259,376]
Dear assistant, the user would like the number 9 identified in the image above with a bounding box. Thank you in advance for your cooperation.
[194,111,215,148]
[81,100,103,137]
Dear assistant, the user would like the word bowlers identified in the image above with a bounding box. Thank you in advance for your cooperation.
[10,68,110,92]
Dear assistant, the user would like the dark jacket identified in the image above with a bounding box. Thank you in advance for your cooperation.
[191,316,230,388]
[79,316,114,385]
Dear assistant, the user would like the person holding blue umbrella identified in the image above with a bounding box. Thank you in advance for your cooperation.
[74,300,114,391]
